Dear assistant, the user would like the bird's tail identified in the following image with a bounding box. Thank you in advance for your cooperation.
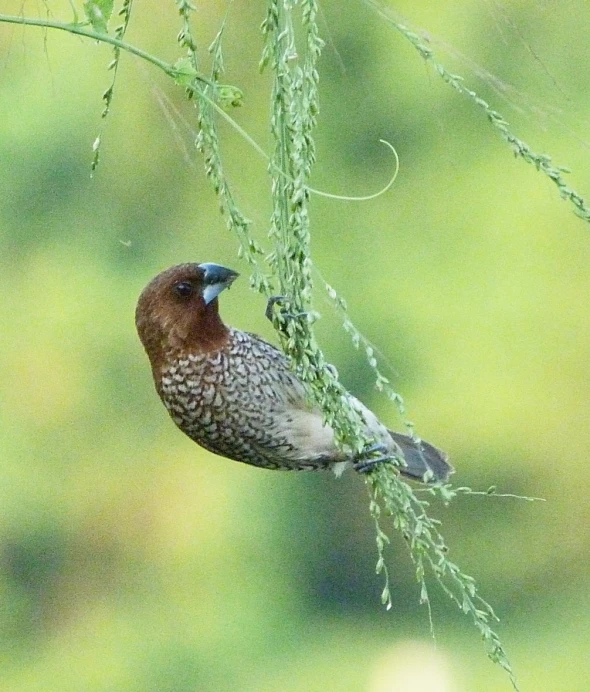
[388,431,454,483]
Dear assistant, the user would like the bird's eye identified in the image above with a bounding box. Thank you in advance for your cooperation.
[173,281,194,298]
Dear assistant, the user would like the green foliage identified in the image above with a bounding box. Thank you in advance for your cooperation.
[259,4,523,686]
[368,471,523,688]
[172,57,200,88]
[91,0,134,170]
[173,0,270,295]
[364,0,590,225]
[83,0,114,34]
[261,0,369,452]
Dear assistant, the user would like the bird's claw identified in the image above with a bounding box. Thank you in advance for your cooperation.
[265,295,286,322]
[353,443,401,474]
[265,295,309,323]
[353,455,397,474]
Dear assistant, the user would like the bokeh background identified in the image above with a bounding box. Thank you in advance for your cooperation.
[1,1,590,690]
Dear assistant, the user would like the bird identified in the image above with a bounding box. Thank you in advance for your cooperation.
[135,262,453,482]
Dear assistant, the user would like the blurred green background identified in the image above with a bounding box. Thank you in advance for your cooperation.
[1,1,590,690]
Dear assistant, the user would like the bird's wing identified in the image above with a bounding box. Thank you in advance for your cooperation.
[241,331,452,481]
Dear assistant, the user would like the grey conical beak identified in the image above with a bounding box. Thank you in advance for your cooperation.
[198,263,240,305]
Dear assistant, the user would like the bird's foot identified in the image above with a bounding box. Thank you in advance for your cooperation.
[265,295,309,323]
[353,443,400,474]
[265,295,285,322]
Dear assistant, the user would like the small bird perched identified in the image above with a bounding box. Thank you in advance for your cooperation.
[136,263,453,482]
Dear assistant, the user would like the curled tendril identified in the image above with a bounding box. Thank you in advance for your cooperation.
[198,89,400,203]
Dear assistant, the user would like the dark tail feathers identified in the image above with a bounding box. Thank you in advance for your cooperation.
[388,431,453,483]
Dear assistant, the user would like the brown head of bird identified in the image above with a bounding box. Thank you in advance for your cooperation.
[136,262,239,376]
